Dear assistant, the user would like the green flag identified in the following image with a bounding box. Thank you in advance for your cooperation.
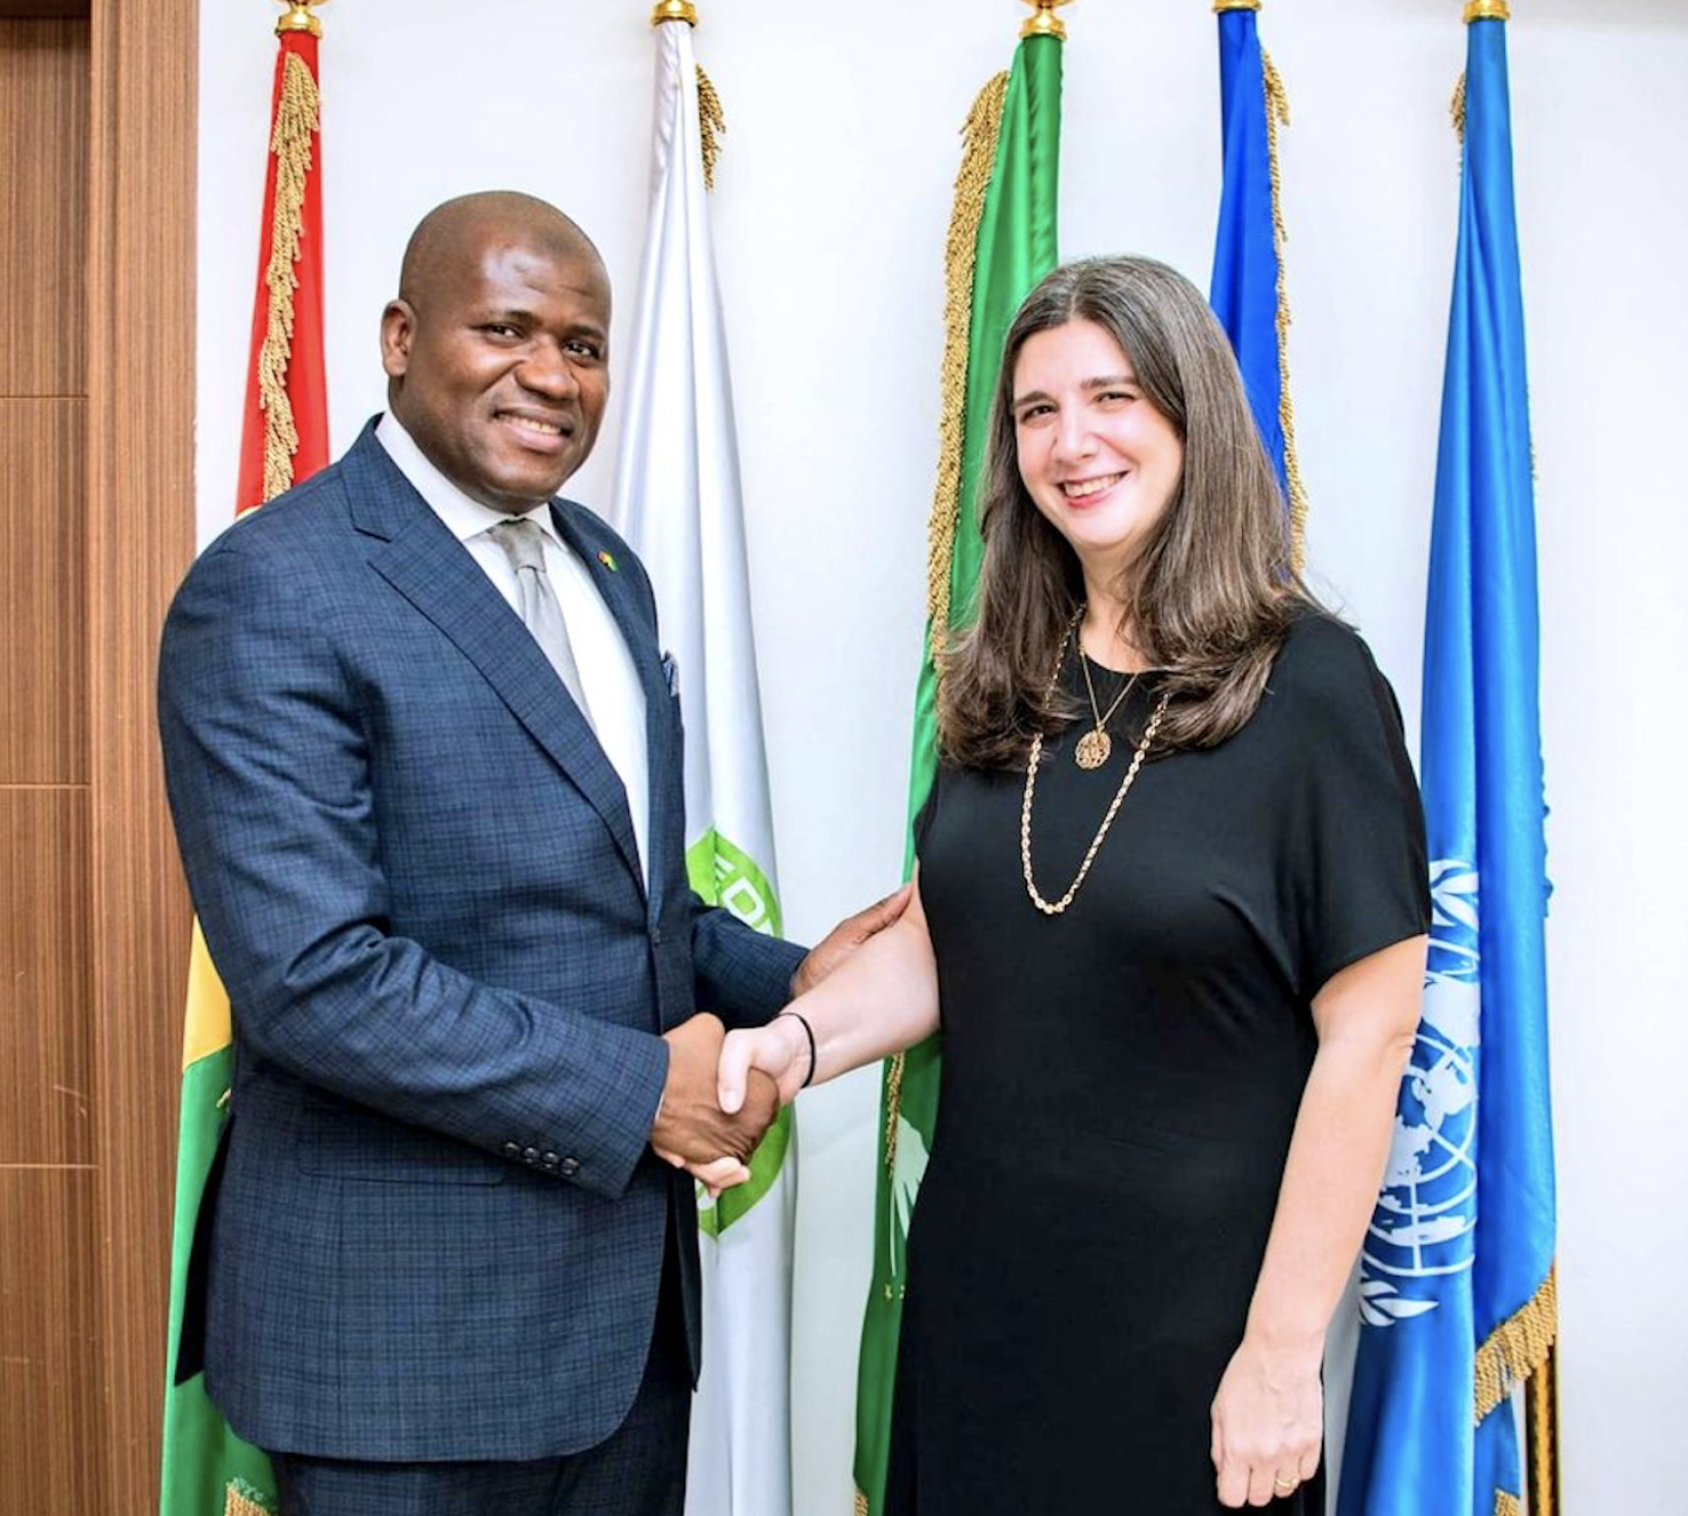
[852,30,1062,1516]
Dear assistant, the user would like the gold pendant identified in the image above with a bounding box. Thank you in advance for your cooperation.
[1074,728,1111,770]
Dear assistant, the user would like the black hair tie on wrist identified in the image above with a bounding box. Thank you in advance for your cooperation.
[777,1010,817,1089]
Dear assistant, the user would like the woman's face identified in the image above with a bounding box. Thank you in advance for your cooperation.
[1011,318,1184,586]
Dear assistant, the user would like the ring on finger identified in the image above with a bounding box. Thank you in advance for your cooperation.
[1273,1475,1299,1493]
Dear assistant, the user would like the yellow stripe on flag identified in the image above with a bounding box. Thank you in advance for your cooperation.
[183,920,234,1072]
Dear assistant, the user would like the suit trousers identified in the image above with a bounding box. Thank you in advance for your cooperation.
[268,1222,691,1516]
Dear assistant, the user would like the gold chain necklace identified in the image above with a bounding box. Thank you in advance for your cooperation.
[1021,616,1168,916]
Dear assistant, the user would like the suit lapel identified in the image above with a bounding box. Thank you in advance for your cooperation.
[550,502,677,905]
[343,430,645,892]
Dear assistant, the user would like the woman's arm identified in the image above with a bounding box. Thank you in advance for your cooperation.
[1210,934,1427,1510]
[717,870,940,1113]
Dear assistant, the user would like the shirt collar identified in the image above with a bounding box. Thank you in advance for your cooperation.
[375,412,560,545]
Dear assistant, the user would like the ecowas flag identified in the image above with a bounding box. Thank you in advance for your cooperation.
[611,15,794,1516]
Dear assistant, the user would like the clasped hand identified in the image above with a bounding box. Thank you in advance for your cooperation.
[650,1013,780,1196]
[651,1012,816,1196]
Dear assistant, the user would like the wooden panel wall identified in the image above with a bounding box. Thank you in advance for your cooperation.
[86,0,198,1506]
[0,17,104,1514]
[2,4,196,1507]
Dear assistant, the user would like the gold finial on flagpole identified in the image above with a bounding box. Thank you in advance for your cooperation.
[275,1,324,37]
[1020,0,1072,42]
[1464,0,1510,20]
[651,0,698,25]
[1213,2,1262,12]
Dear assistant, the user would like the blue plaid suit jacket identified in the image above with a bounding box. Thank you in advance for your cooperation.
[158,423,803,1461]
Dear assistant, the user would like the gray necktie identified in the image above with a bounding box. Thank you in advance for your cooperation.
[488,517,593,727]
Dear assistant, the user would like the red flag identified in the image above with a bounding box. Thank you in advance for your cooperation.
[234,24,329,512]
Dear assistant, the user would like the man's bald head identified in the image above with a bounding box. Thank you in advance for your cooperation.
[380,191,614,512]
[398,191,605,309]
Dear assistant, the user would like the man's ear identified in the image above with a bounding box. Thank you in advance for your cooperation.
[380,299,416,379]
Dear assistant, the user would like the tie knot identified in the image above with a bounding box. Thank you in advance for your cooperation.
[488,516,548,574]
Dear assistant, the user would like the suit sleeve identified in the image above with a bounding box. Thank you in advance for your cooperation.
[690,900,806,1031]
[158,537,669,1203]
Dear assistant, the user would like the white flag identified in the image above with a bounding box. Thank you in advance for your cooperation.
[611,19,794,1516]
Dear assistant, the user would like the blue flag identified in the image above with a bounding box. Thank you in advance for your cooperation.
[1209,3,1288,504]
[1337,14,1557,1515]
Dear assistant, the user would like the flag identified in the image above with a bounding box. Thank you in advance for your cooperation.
[852,22,1062,1516]
[1337,9,1556,1515]
[610,16,794,1516]
[160,11,328,1514]
[1208,0,1307,566]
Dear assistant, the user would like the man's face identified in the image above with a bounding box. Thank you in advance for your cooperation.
[381,229,612,512]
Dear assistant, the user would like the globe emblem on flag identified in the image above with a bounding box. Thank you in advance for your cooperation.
[1358,861,1480,1326]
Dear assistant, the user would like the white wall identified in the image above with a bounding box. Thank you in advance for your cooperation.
[196,2,1688,1511]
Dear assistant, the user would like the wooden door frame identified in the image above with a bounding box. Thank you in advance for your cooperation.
[86,0,197,1502]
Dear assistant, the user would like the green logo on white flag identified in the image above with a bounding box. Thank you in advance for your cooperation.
[687,827,790,1235]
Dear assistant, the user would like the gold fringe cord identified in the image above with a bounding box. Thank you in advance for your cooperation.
[696,65,724,190]
[855,1491,869,1516]
[925,71,1009,663]
[1526,1339,1562,1516]
[883,1049,904,1177]
[1494,1494,1523,1516]
[885,74,1008,1165]
[225,1479,275,1516]
[1474,1266,1558,1424]
[1452,71,1467,143]
[1259,47,1309,572]
[257,48,321,503]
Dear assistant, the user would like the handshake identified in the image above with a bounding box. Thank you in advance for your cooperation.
[647,881,913,1194]
[648,1010,808,1195]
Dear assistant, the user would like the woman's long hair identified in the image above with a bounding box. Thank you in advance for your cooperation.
[938,255,1307,768]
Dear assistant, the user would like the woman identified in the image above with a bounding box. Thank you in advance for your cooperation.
[718,257,1429,1512]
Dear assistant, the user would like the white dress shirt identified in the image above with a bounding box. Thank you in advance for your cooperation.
[376,414,650,884]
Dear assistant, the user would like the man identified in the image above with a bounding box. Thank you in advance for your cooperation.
[159,191,899,1515]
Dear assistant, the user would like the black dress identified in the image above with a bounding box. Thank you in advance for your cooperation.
[884,613,1430,1516]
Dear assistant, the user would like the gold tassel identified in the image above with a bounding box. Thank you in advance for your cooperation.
[854,1491,870,1516]
[1526,1340,1562,1516]
[882,75,1008,1165]
[696,65,725,191]
[257,49,321,504]
[925,71,1009,664]
[1451,71,1468,143]
[1474,1265,1558,1424]
[883,1047,905,1177]
[1259,47,1310,572]
[225,1480,275,1516]
[1494,1494,1523,1516]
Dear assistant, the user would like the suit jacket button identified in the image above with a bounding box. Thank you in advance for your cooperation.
[651,925,664,945]
[523,1146,540,1165]
[502,1142,522,1159]
[559,1156,581,1177]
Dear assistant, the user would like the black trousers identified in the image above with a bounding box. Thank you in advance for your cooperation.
[269,1242,691,1516]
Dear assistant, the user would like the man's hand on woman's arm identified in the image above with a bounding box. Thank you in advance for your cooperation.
[718,871,940,1116]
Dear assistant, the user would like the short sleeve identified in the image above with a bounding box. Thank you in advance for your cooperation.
[1281,622,1431,998]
